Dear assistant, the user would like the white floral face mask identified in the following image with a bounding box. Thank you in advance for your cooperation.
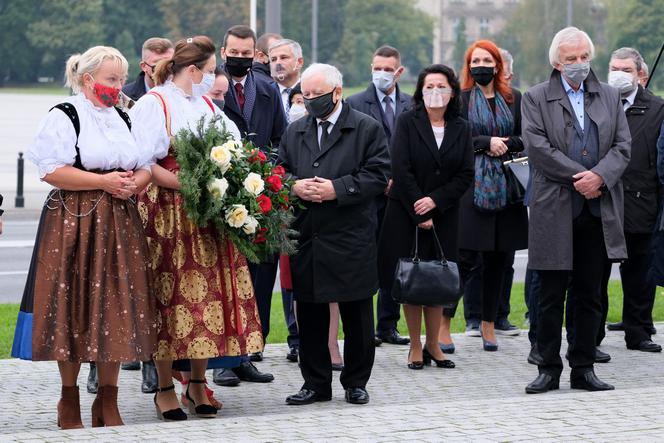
[423,87,452,108]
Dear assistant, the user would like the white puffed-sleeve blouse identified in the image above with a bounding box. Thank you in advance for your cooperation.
[27,93,150,179]
[130,80,241,164]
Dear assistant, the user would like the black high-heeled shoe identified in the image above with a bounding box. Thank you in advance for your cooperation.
[186,379,217,418]
[154,385,187,421]
[423,347,455,368]
[408,349,424,370]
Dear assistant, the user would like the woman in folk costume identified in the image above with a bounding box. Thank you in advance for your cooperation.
[11,46,158,429]
[130,36,263,420]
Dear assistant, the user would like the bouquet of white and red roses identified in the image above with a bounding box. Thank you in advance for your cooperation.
[174,116,297,263]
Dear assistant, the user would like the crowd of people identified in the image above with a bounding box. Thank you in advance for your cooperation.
[5,22,664,428]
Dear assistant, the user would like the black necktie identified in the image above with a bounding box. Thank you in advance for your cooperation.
[383,95,395,134]
[622,98,629,110]
[319,121,331,150]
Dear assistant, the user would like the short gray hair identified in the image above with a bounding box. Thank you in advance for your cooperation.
[643,61,649,76]
[269,39,303,60]
[610,47,645,72]
[548,26,595,67]
[301,63,343,88]
[500,48,514,75]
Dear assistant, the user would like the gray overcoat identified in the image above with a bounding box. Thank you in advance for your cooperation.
[521,69,631,270]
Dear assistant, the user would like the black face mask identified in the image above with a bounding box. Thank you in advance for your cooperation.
[304,90,337,119]
[225,56,253,77]
[470,66,495,86]
[212,98,225,111]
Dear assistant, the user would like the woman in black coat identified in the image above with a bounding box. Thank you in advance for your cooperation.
[456,40,528,352]
[378,64,474,369]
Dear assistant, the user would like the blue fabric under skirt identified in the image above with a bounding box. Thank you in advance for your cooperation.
[11,311,33,360]
[172,356,245,371]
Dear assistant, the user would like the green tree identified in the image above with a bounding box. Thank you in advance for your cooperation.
[452,17,467,74]
[26,0,105,80]
[0,0,41,83]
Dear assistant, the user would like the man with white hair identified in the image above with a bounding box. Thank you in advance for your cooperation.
[279,63,390,405]
[521,27,631,393]
[269,39,304,116]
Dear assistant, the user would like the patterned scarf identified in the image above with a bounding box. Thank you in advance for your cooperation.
[467,86,514,137]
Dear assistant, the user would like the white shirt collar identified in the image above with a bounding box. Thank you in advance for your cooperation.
[316,100,343,127]
[233,76,247,87]
[623,87,638,109]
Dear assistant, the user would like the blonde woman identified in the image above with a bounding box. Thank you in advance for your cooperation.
[12,46,157,429]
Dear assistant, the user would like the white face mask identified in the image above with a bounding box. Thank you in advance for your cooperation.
[288,103,307,122]
[372,70,396,93]
[192,71,215,98]
[422,87,452,108]
[607,70,637,95]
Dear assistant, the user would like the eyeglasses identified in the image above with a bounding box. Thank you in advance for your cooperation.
[142,61,157,71]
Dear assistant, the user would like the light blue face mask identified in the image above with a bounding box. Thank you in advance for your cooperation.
[563,62,590,86]
[372,70,395,93]
[192,72,215,97]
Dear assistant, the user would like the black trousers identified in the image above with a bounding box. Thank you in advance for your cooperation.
[375,194,402,334]
[297,297,375,397]
[459,249,511,322]
[537,208,606,377]
[592,232,656,347]
[248,257,279,344]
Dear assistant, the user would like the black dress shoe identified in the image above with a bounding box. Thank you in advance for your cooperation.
[286,347,299,362]
[121,361,141,371]
[377,329,410,345]
[565,348,611,363]
[527,344,543,366]
[525,373,559,394]
[345,387,370,404]
[606,321,624,331]
[286,388,331,405]
[627,339,662,352]
[212,368,241,387]
[374,336,383,347]
[87,362,98,394]
[141,361,158,394]
[232,361,274,383]
[570,370,614,391]
[249,352,263,362]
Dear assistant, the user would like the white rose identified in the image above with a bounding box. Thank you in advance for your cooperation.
[242,216,259,234]
[243,172,265,196]
[225,204,249,228]
[207,178,229,200]
[222,139,245,158]
[210,145,232,174]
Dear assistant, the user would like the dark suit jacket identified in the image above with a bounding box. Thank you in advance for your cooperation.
[122,72,148,102]
[252,61,274,83]
[624,86,664,234]
[378,108,474,288]
[347,83,412,141]
[278,103,390,302]
[222,70,287,150]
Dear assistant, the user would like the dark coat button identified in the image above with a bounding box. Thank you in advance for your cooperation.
[348,187,356,193]
[435,170,440,175]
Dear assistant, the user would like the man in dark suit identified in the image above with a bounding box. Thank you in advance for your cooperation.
[570,48,664,353]
[212,25,286,387]
[122,37,174,101]
[347,45,412,346]
[280,63,390,405]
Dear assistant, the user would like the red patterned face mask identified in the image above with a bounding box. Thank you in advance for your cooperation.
[92,82,120,107]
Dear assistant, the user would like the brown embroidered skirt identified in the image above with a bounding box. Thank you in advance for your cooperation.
[139,181,263,361]
[31,189,158,362]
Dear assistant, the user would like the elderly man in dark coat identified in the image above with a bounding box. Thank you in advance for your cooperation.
[522,27,631,394]
[279,63,390,406]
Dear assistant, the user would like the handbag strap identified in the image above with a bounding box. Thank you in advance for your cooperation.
[413,224,448,264]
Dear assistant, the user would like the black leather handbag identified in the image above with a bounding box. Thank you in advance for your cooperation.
[391,225,462,308]
[503,156,529,205]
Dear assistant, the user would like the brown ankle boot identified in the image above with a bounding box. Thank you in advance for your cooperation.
[91,386,124,427]
[57,385,84,429]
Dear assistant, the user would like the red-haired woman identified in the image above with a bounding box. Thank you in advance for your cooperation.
[449,40,528,352]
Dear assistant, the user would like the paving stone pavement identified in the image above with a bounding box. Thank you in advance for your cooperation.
[2,325,664,442]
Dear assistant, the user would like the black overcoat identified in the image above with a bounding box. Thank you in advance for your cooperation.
[457,87,529,252]
[378,107,474,289]
[278,103,390,302]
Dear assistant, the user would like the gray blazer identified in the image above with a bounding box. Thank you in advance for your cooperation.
[522,69,631,270]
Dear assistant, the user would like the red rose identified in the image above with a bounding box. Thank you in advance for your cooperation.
[272,165,286,178]
[256,194,272,214]
[248,150,267,164]
[265,175,283,192]
[280,194,289,209]
[254,227,268,244]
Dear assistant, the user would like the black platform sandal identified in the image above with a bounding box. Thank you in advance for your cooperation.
[186,379,218,418]
[154,385,187,421]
